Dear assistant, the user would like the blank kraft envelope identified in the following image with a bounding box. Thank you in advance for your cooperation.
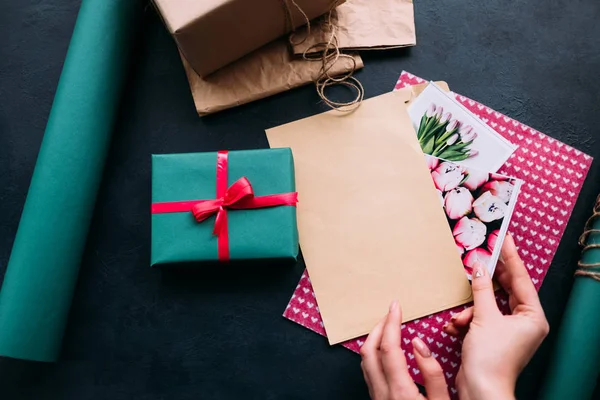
[266,89,472,344]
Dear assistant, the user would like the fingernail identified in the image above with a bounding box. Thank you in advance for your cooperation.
[442,323,449,331]
[450,315,457,322]
[412,337,432,358]
[389,300,398,312]
[473,262,486,279]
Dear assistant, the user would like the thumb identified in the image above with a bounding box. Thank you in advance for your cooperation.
[471,262,500,319]
[412,338,450,400]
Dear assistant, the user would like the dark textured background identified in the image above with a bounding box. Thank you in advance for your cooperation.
[1,1,599,399]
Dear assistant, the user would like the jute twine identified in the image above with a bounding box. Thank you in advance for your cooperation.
[576,194,600,281]
[282,0,311,46]
[281,0,364,112]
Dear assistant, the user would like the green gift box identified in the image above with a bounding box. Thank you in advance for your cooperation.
[151,148,299,266]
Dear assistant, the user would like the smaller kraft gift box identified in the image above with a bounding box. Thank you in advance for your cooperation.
[151,149,299,266]
[153,0,342,77]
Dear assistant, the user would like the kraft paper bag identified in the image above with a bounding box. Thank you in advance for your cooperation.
[266,88,472,344]
[182,39,363,116]
[292,0,416,56]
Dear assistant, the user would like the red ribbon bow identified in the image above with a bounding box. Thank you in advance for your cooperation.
[151,151,298,261]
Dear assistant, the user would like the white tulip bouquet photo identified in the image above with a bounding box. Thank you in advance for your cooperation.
[416,104,478,162]
[409,82,517,172]
[426,155,522,278]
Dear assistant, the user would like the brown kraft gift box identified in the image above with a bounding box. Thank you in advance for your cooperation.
[154,0,345,77]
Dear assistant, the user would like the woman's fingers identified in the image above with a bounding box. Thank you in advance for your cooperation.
[452,307,474,328]
[380,301,416,392]
[471,262,501,320]
[442,323,462,337]
[443,307,473,337]
[360,316,388,398]
[412,338,450,400]
[495,234,542,314]
[361,301,454,399]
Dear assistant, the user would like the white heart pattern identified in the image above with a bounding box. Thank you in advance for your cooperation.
[283,72,593,400]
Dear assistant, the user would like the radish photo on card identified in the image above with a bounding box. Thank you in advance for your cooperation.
[409,82,517,172]
[427,155,521,278]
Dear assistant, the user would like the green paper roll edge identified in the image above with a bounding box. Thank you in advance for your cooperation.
[0,0,141,362]
[539,202,600,399]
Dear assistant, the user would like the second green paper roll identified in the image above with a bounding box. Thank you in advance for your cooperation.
[0,0,141,362]
[539,198,600,400]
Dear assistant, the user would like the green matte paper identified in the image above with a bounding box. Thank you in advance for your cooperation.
[0,0,141,361]
[151,149,298,265]
[539,225,600,399]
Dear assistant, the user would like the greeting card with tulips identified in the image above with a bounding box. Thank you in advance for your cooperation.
[409,83,516,172]
[426,155,522,278]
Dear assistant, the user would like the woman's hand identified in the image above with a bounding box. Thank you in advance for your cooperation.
[445,234,550,400]
[360,301,450,400]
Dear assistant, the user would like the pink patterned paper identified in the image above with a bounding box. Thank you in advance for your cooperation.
[283,71,593,397]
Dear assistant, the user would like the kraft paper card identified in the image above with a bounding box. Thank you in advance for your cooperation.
[266,89,472,344]
[182,39,363,116]
[292,0,416,56]
[409,81,449,102]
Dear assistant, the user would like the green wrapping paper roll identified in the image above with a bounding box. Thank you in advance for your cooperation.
[0,0,141,362]
[539,197,600,400]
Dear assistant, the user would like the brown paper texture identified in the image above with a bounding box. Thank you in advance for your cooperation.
[292,0,416,56]
[182,39,363,116]
[266,89,472,344]
[154,0,345,77]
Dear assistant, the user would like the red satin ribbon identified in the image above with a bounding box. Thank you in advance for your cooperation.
[151,151,298,261]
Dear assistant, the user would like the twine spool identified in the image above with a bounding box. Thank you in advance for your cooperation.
[281,0,364,112]
[576,194,600,281]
